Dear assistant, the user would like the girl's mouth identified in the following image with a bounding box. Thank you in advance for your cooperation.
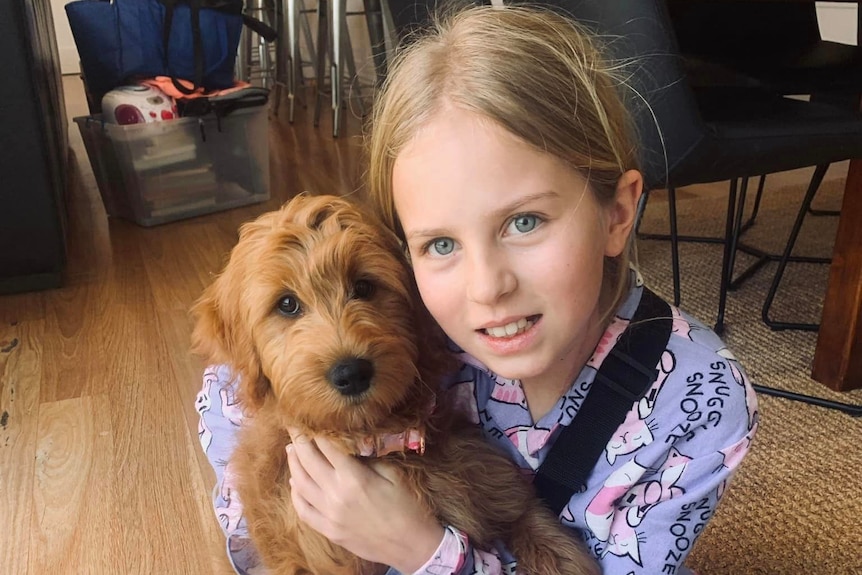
[481,315,541,338]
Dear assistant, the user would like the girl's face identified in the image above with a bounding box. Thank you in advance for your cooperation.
[393,108,637,398]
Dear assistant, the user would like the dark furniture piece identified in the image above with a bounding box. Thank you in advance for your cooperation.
[668,0,862,96]
[0,0,69,294]
[660,0,862,393]
[665,0,862,332]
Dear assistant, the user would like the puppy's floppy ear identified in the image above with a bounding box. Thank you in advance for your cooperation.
[190,276,233,363]
[190,253,270,411]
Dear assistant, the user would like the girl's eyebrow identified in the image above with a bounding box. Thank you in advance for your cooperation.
[405,191,559,241]
[405,227,448,242]
[489,190,559,221]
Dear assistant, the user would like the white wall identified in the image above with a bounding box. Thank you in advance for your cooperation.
[51,0,79,74]
[817,1,858,45]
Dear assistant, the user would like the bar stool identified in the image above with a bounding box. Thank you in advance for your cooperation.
[274,0,318,121]
[237,0,278,88]
[313,0,393,137]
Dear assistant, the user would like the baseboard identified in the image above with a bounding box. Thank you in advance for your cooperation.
[0,271,63,295]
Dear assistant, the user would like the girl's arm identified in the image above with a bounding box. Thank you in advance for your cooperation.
[408,526,517,575]
[196,365,263,573]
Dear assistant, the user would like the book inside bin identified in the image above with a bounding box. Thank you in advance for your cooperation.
[74,106,269,226]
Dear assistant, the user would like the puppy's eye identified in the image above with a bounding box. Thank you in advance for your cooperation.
[352,280,374,300]
[276,294,302,317]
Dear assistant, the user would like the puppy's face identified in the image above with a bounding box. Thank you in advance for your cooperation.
[192,195,431,433]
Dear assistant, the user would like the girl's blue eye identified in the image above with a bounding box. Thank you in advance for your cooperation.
[428,238,455,256]
[510,214,539,234]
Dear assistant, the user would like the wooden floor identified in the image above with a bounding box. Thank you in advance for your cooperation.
[0,77,367,575]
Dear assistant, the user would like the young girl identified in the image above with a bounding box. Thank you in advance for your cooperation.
[197,5,758,575]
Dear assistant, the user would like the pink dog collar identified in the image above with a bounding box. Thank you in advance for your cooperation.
[356,429,426,457]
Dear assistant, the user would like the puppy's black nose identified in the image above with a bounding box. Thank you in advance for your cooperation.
[327,358,374,396]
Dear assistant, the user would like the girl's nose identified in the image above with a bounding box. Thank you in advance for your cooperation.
[465,249,517,305]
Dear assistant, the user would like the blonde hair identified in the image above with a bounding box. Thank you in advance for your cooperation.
[366,4,640,321]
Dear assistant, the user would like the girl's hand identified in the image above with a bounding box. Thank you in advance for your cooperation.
[286,428,445,574]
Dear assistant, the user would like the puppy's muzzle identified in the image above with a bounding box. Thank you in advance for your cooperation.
[327,357,375,396]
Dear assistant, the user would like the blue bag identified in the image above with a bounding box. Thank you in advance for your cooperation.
[65,0,263,99]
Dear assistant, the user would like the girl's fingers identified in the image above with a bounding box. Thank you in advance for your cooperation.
[288,429,335,481]
[286,444,326,505]
[288,470,327,531]
[313,435,369,476]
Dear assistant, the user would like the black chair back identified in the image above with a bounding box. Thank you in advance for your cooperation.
[531,0,705,190]
[667,1,821,60]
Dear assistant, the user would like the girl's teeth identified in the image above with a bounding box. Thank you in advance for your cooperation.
[486,317,531,338]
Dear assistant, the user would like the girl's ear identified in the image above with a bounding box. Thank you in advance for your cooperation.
[605,169,643,258]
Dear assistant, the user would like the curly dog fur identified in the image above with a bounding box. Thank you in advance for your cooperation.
[192,194,599,575]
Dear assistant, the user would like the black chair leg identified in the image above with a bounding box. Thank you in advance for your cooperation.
[714,178,739,334]
[667,186,681,306]
[808,206,841,216]
[752,384,862,417]
[741,173,767,231]
[725,176,750,291]
[761,163,830,331]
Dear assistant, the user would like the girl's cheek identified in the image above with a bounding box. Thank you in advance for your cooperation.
[414,270,449,312]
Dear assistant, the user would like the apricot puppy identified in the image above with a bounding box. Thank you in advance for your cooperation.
[192,194,599,575]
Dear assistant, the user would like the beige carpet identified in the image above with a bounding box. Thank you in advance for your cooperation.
[637,169,862,575]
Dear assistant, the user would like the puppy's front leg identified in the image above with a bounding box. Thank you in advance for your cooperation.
[232,426,312,573]
[507,502,600,575]
[418,430,598,575]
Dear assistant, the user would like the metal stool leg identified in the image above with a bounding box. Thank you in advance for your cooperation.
[258,3,273,88]
[272,0,286,116]
[274,0,314,120]
[313,0,329,128]
[237,19,252,82]
[299,0,317,86]
[240,0,277,88]
[341,20,366,118]
[331,0,344,137]
[287,0,299,121]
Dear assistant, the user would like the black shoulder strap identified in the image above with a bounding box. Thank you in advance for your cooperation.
[533,286,672,516]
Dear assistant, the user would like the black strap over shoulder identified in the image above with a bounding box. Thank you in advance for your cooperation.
[533,286,673,516]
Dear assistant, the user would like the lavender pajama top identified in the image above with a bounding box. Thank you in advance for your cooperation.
[196,273,759,575]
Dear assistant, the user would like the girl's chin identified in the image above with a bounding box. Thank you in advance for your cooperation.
[468,354,545,382]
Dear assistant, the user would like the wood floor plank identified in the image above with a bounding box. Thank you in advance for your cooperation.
[0,292,46,325]
[0,319,43,575]
[29,394,113,575]
[84,224,217,574]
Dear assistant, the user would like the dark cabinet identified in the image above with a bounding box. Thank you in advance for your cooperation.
[0,0,69,294]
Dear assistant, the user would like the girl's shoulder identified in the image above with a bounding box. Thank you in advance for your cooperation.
[667,305,735,359]
[642,305,759,455]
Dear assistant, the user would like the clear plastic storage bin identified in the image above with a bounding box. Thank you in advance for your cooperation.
[74,106,269,226]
